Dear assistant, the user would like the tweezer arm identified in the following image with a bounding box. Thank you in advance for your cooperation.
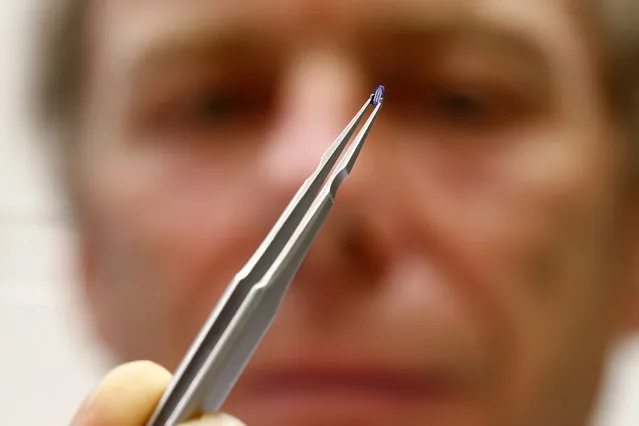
[146,96,377,426]
[198,99,383,413]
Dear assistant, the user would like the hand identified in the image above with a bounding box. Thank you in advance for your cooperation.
[71,361,245,426]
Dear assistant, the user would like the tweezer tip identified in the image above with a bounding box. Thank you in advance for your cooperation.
[372,85,385,106]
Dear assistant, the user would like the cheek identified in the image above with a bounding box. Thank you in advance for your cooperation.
[394,124,619,336]
[392,130,620,421]
[85,150,286,359]
[402,123,611,274]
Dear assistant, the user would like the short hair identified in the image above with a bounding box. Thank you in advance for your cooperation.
[588,0,639,185]
[35,0,639,206]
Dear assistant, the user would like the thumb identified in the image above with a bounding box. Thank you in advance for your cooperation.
[182,413,246,426]
[71,361,171,426]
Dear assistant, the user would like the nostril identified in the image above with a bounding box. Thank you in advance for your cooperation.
[340,216,387,279]
[342,225,365,261]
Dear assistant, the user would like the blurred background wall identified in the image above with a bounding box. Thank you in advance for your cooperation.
[0,1,106,424]
[0,1,638,425]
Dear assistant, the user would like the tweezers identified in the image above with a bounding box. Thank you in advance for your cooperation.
[146,85,385,426]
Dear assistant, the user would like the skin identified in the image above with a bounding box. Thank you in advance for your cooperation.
[70,0,639,425]
[71,361,245,426]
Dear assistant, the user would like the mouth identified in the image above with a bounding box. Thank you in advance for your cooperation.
[247,366,462,399]
[230,363,475,425]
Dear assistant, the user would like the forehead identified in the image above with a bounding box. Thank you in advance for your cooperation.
[88,0,588,62]
[84,0,592,100]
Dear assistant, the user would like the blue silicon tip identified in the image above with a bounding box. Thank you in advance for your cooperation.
[372,85,385,106]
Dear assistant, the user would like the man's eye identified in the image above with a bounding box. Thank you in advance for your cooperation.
[175,90,246,125]
[144,89,259,136]
[138,84,273,140]
[430,89,498,126]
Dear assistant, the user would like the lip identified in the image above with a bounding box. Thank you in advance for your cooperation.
[229,362,475,425]
[246,366,463,398]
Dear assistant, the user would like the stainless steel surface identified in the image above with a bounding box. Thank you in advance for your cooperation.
[146,90,384,426]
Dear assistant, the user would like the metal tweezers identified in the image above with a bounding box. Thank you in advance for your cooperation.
[146,86,385,426]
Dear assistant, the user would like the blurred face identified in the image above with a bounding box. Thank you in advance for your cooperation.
[76,1,639,425]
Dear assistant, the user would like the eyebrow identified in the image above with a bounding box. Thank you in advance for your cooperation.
[358,9,549,64]
[126,8,550,87]
[127,21,277,79]
[350,9,553,98]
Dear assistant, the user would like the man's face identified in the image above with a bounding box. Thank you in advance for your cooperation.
[77,1,638,425]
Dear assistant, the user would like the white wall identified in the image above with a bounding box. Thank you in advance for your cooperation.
[0,2,638,425]
[0,2,107,425]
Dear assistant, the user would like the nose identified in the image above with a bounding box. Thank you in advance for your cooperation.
[258,50,401,312]
[260,48,362,187]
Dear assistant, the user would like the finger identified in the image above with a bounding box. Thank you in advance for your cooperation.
[71,360,172,426]
[182,413,246,426]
